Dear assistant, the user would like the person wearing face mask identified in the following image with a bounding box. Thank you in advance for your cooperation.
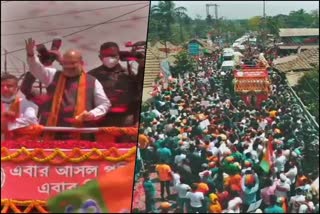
[88,42,138,127]
[1,74,39,141]
[25,38,111,140]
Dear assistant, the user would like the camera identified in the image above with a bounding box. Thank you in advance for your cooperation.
[36,38,62,65]
[119,41,146,61]
[119,51,145,61]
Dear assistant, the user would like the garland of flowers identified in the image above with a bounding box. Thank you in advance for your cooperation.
[1,146,137,164]
[1,199,48,213]
[10,125,138,138]
[1,140,135,150]
[97,127,138,136]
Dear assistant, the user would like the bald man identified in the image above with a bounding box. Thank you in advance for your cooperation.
[25,38,111,140]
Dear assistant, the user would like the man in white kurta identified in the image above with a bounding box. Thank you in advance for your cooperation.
[1,74,39,140]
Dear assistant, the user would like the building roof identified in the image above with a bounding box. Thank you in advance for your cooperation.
[187,39,218,51]
[279,28,319,37]
[278,45,319,50]
[273,55,298,65]
[148,42,182,64]
[273,48,319,73]
[285,71,306,87]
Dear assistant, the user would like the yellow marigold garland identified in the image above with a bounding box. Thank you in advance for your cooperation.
[1,146,137,164]
[6,125,138,141]
[1,199,47,213]
[98,127,138,136]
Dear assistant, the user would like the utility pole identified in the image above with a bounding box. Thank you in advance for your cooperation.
[23,62,26,73]
[262,0,266,49]
[206,3,220,38]
[4,49,8,74]
[206,4,210,18]
[206,3,219,20]
[214,4,219,20]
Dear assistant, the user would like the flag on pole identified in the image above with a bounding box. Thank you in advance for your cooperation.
[259,139,273,173]
[178,73,183,87]
[47,161,135,213]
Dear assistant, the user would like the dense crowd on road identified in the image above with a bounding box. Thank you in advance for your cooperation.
[135,50,319,213]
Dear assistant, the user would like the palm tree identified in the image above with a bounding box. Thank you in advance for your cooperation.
[175,7,188,43]
[151,1,187,45]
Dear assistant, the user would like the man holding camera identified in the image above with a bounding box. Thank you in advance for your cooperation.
[25,38,111,140]
[88,42,144,127]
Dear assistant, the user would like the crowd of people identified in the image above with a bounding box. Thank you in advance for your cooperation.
[1,38,145,141]
[135,50,319,213]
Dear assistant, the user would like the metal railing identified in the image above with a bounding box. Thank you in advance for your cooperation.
[43,126,106,133]
[285,79,319,130]
[1,125,138,142]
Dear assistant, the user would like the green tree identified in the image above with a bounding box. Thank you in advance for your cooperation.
[266,16,280,36]
[294,68,319,123]
[310,9,319,27]
[287,9,313,28]
[170,51,196,77]
[151,1,187,44]
[248,16,262,31]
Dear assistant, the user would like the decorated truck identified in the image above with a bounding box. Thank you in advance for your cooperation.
[233,65,271,108]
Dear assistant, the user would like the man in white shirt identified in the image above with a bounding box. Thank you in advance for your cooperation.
[275,173,291,199]
[174,149,187,167]
[226,193,243,213]
[1,74,38,140]
[25,38,111,139]
[274,148,287,173]
[175,177,191,212]
[289,187,306,213]
[185,184,204,213]
[285,161,298,185]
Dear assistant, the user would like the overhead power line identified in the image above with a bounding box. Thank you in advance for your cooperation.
[1,1,14,4]
[1,16,148,36]
[1,2,147,23]
[2,4,149,56]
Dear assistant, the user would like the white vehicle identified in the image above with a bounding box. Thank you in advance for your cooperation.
[232,42,240,47]
[223,48,234,54]
[221,60,235,71]
[223,52,234,61]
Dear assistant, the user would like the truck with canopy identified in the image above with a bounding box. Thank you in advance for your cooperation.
[233,66,271,108]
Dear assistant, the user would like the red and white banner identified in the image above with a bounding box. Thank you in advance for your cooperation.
[234,70,268,78]
[1,149,132,201]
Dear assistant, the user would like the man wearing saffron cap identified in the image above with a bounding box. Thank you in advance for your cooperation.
[241,170,260,211]
[25,38,111,140]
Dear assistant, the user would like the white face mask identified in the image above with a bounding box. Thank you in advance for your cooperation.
[102,57,119,68]
[1,95,16,103]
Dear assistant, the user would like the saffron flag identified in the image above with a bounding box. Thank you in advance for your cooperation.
[282,197,288,213]
[259,140,273,173]
[47,161,135,213]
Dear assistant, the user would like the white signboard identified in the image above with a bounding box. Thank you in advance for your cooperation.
[173,96,182,102]
[201,101,210,107]
[169,109,179,116]
[247,199,262,213]
[199,119,210,129]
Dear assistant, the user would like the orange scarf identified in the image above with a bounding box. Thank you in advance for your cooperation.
[1,96,21,139]
[43,71,87,140]
[9,97,21,117]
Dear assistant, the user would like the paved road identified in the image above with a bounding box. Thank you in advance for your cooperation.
[132,172,179,213]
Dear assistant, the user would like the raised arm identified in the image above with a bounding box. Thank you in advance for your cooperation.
[25,38,56,87]
[20,72,37,100]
